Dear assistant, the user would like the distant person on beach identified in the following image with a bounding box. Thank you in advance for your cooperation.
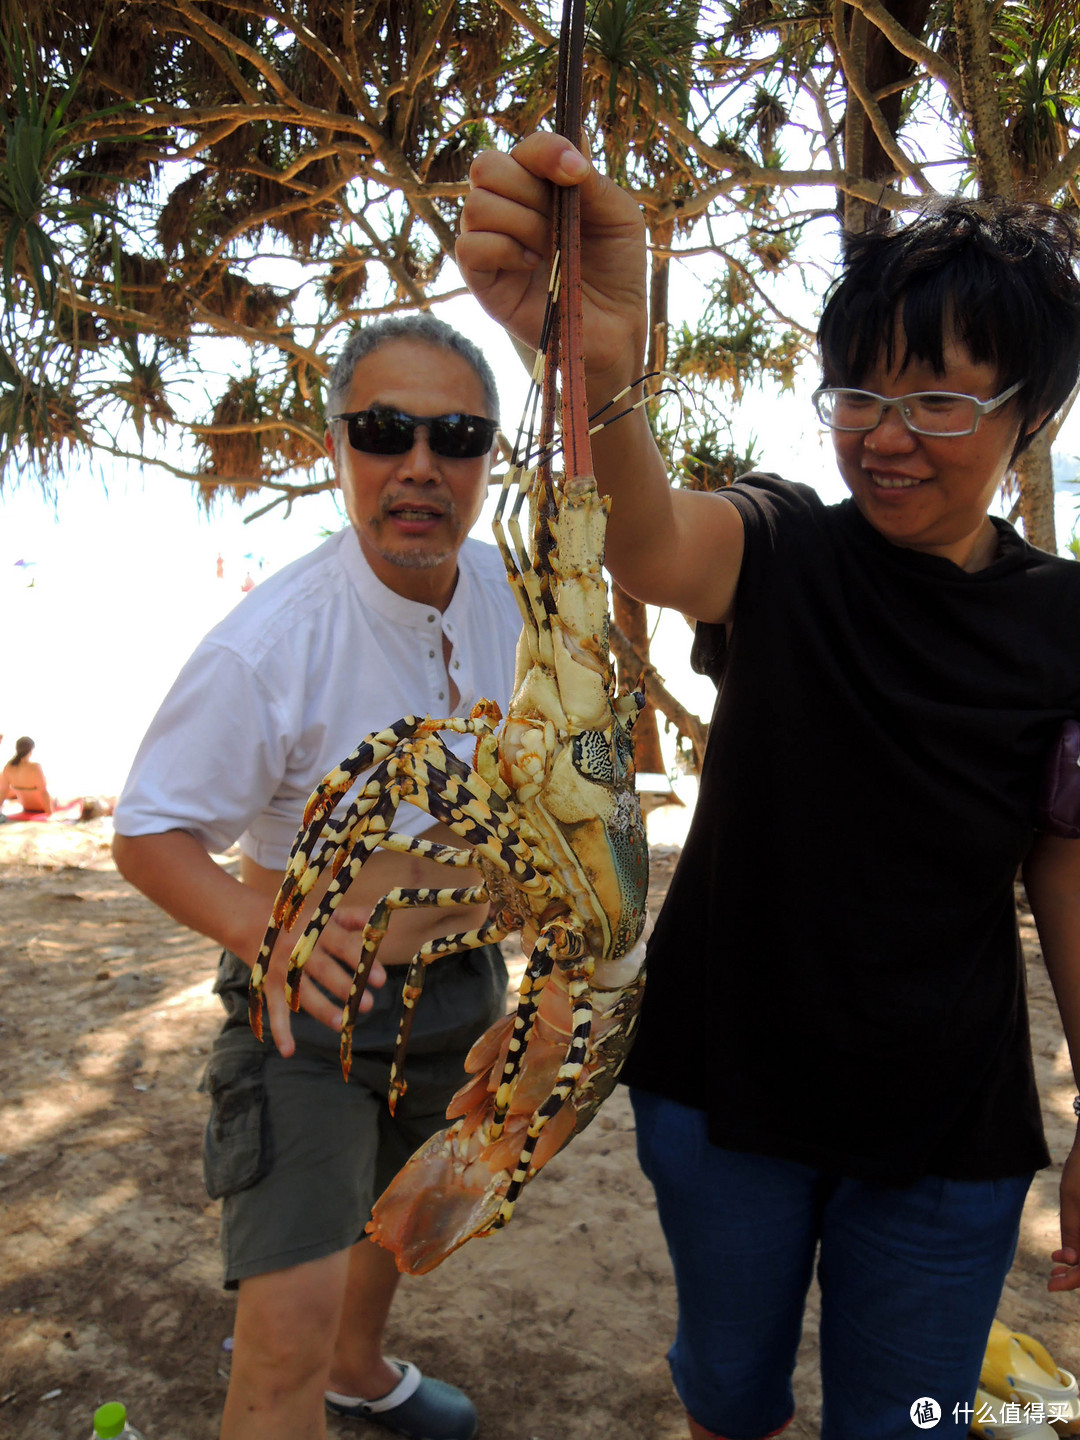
[1,736,53,817]
[461,139,1080,1439]
[111,314,520,1440]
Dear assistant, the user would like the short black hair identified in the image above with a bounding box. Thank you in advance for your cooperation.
[817,198,1080,457]
[325,313,499,423]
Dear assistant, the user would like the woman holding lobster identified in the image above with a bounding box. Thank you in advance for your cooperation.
[459,135,1080,1440]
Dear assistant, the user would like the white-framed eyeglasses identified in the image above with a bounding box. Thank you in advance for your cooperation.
[812,381,1023,437]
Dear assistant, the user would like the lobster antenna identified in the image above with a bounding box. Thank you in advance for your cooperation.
[553,0,591,482]
[504,371,688,475]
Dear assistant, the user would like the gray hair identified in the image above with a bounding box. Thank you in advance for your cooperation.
[325,314,500,422]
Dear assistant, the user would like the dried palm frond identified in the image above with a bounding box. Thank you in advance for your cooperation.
[200,374,267,483]
[109,335,175,444]
[200,268,288,328]
[678,427,761,491]
[157,171,211,258]
[0,346,86,489]
[321,245,368,309]
[115,249,167,297]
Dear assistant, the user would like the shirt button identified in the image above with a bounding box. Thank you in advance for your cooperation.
[438,691,445,700]
[427,613,436,623]
[453,660,460,669]
[429,650,435,658]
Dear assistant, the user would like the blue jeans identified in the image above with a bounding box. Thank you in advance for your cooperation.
[631,1090,1033,1440]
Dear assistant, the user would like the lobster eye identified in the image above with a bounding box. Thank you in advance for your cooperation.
[572,730,615,784]
[614,689,646,733]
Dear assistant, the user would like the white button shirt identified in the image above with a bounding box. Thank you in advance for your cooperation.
[114,527,522,870]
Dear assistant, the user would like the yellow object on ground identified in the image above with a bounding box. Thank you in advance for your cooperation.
[970,1385,1062,1437]
[980,1321,1080,1435]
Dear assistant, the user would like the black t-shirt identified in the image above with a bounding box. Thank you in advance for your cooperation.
[621,475,1080,1182]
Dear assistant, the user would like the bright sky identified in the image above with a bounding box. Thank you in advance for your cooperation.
[4,270,1080,806]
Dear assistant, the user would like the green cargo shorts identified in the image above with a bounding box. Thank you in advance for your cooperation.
[201,945,507,1287]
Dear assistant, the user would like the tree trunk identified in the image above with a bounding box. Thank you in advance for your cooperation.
[951,0,1059,537]
[649,220,672,384]
[837,0,933,232]
[611,585,665,773]
[1015,429,1058,553]
[841,4,871,233]
[609,622,709,773]
[860,0,933,187]
[952,0,1016,200]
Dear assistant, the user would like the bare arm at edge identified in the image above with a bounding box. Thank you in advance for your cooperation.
[1023,831,1080,1292]
[459,134,746,625]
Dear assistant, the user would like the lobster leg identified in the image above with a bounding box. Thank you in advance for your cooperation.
[280,711,501,926]
[408,749,547,901]
[273,758,397,931]
[281,815,488,1006]
[493,967,594,1228]
[301,720,418,825]
[256,741,539,1042]
[488,940,555,1140]
[248,784,402,1037]
[302,713,498,830]
[280,788,404,1006]
[337,883,489,1081]
[388,916,512,1111]
[250,713,506,1037]
[489,914,590,1136]
[375,833,483,867]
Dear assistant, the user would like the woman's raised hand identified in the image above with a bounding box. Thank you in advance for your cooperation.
[458,133,648,396]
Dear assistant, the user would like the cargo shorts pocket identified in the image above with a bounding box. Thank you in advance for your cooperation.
[200,1031,270,1200]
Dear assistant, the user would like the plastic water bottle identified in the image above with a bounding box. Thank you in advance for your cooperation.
[91,1401,145,1439]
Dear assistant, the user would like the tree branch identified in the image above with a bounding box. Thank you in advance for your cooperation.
[651,241,816,340]
[1037,131,1080,203]
[69,292,329,372]
[649,164,912,226]
[206,0,370,118]
[609,622,709,773]
[242,474,340,521]
[186,418,325,451]
[844,0,962,105]
[831,1,934,196]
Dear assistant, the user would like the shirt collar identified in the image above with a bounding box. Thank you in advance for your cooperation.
[337,526,474,629]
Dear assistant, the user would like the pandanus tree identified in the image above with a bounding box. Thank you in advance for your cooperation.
[6,0,1080,774]
[713,0,1080,550]
[0,0,806,775]
[0,0,531,505]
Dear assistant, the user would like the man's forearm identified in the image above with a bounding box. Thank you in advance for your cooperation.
[112,829,271,968]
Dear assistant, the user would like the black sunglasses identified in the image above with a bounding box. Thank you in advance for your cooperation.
[330,407,498,459]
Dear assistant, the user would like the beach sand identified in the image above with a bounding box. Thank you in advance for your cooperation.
[1,820,1077,1439]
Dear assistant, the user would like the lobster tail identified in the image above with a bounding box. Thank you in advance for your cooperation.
[367,937,646,1274]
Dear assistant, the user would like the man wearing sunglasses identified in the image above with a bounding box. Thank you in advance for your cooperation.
[112,314,521,1440]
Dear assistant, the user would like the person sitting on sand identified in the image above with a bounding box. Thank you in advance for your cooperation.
[1,736,53,816]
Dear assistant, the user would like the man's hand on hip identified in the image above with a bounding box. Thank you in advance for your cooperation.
[264,907,386,1058]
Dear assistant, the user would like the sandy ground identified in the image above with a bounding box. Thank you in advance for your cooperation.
[1,819,1078,1440]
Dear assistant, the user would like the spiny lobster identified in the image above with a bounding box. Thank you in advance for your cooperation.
[248,0,649,1273]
